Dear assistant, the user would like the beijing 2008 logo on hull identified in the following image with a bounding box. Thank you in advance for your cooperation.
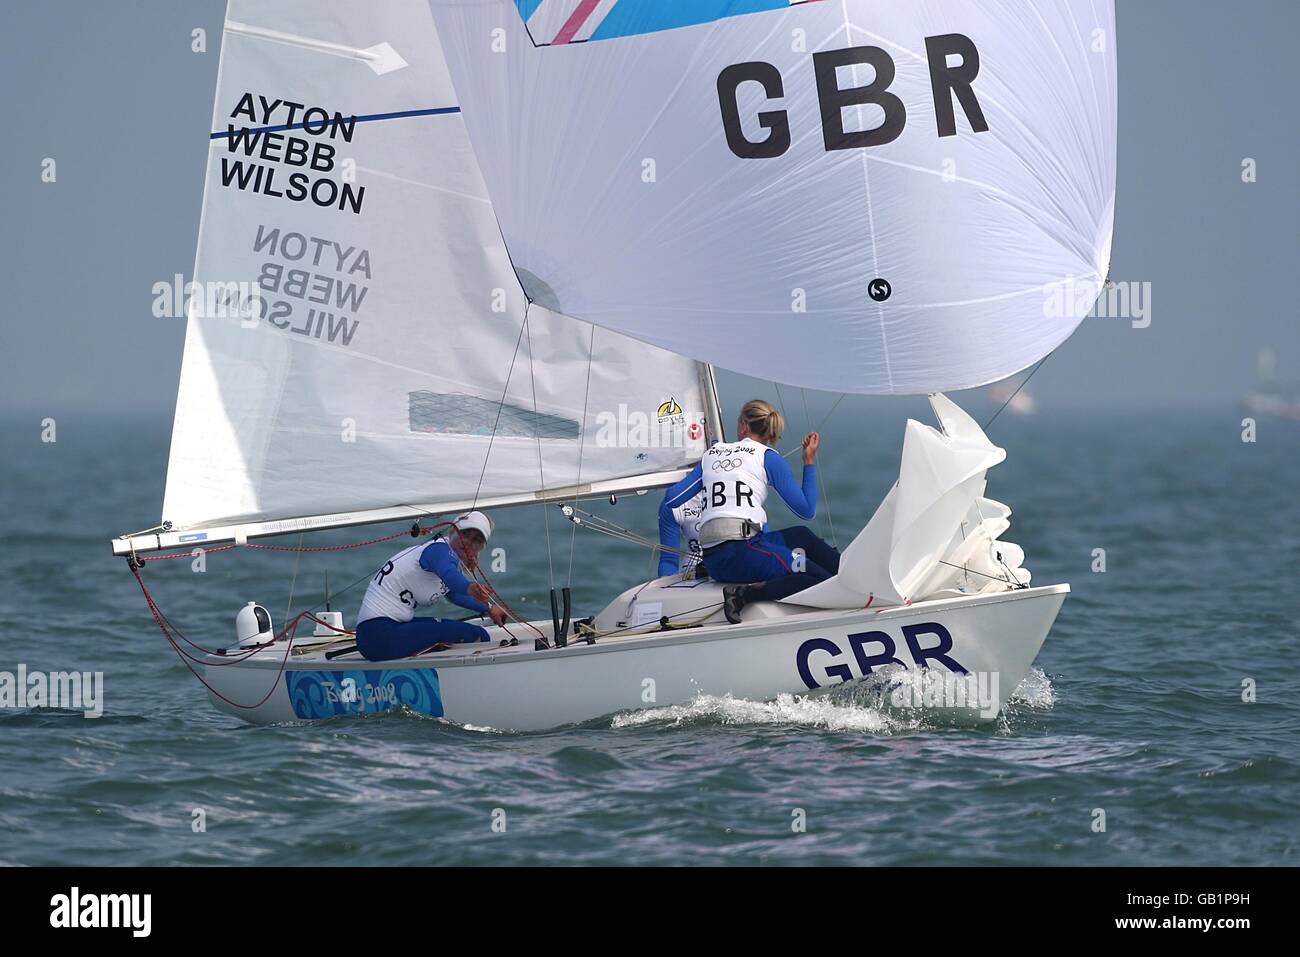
[285,668,443,719]
[513,0,826,47]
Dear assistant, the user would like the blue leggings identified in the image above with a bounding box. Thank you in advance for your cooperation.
[355,616,489,662]
[703,526,841,602]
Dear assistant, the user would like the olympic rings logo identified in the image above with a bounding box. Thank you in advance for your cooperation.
[711,457,743,472]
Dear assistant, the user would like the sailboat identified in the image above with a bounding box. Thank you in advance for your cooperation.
[988,380,1038,417]
[112,0,1115,729]
[1243,348,1300,421]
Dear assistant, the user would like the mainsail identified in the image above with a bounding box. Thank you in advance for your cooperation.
[429,0,1117,394]
[118,0,720,555]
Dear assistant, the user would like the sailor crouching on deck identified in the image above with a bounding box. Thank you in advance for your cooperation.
[354,511,508,661]
[690,400,841,623]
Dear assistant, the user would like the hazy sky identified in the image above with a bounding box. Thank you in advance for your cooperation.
[1,0,1296,417]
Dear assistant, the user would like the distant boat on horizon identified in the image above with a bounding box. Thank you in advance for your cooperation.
[988,380,1038,416]
[1243,348,1300,421]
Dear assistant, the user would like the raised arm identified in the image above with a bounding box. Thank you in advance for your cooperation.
[763,448,817,520]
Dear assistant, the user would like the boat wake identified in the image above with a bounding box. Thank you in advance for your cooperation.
[1010,667,1056,710]
[612,691,905,733]
[610,668,1056,735]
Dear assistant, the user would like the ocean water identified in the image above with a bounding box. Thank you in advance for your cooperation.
[1,405,1297,866]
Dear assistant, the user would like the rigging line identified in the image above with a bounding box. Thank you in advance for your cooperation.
[283,532,304,626]
[585,600,727,641]
[471,316,529,511]
[580,521,680,556]
[137,524,421,561]
[770,392,848,461]
[289,522,452,619]
[290,567,370,618]
[523,307,556,589]
[982,354,1051,433]
[996,554,1028,588]
[584,519,658,545]
[801,387,838,549]
[771,381,801,458]
[772,381,789,434]
[578,522,666,554]
[560,503,689,558]
[815,392,848,435]
[566,324,597,586]
[130,565,295,710]
[935,559,1024,587]
[776,383,837,549]
[200,529,434,629]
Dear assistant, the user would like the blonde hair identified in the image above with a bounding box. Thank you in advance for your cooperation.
[738,399,784,445]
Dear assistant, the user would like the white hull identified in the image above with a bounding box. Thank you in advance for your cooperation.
[201,584,1068,730]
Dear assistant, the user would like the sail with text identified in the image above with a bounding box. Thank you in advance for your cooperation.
[151,0,721,545]
[429,0,1117,395]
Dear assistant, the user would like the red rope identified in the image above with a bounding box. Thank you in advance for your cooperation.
[131,562,297,710]
[127,519,523,709]
[138,523,449,562]
[141,544,238,561]
[466,560,546,641]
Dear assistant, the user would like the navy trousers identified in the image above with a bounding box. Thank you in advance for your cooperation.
[355,616,489,661]
[702,526,841,602]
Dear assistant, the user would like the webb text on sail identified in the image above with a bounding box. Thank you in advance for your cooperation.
[219,92,364,213]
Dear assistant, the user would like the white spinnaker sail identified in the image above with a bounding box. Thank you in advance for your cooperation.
[157,0,718,540]
[429,0,1117,394]
[787,394,1021,608]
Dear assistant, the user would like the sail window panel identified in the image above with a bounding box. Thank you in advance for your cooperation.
[408,390,580,440]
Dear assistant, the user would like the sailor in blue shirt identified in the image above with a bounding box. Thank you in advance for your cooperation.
[686,400,841,622]
[657,474,707,578]
[354,511,508,660]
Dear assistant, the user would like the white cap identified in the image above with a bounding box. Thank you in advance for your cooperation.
[452,510,493,543]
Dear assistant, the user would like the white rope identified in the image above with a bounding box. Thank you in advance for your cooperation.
[560,504,690,559]
[773,383,839,548]
[566,325,597,585]
[523,306,556,590]
[470,317,528,510]
[801,387,838,548]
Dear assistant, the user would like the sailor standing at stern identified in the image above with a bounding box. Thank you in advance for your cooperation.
[691,400,841,623]
[354,511,508,661]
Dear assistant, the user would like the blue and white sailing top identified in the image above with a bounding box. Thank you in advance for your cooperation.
[357,539,489,625]
[672,439,819,550]
[657,476,707,577]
